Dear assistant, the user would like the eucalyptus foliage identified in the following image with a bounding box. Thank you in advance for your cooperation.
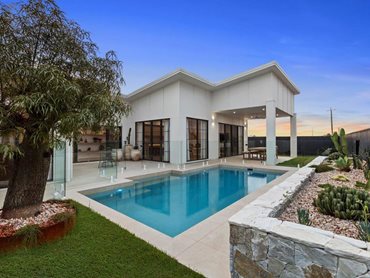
[0,0,130,156]
[0,0,130,218]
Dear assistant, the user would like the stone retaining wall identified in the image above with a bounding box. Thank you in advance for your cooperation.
[229,156,370,278]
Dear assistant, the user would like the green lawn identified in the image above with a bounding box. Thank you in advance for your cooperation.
[0,203,203,278]
[277,156,316,167]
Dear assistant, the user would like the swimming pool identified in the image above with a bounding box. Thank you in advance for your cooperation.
[88,167,281,237]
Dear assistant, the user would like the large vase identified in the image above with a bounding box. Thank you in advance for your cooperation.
[112,149,123,161]
[124,144,133,160]
[131,149,141,161]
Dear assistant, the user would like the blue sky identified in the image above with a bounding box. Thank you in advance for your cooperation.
[41,1,370,134]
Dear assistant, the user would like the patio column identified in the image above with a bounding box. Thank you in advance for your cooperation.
[266,100,276,165]
[290,113,297,157]
[244,119,248,151]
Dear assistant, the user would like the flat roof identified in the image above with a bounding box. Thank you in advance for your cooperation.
[125,61,300,101]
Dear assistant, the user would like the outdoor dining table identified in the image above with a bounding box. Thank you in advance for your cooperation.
[242,147,278,160]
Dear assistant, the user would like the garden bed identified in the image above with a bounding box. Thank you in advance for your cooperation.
[279,167,367,239]
[0,200,76,252]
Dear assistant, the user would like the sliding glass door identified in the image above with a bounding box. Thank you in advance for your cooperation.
[187,118,208,161]
[135,119,170,162]
[219,123,244,158]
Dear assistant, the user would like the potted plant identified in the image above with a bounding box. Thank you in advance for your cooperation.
[123,128,133,160]
[131,145,141,161]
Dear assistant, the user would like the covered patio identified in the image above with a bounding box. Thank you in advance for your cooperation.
[215,104,297,165]
[209,63,299,165]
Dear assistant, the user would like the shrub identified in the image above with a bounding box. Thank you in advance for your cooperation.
[313,185,370,221]
[312,164,334,173]
[15,224,41,247]
[297,208,311,226]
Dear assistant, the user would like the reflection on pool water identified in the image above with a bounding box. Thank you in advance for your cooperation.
[88,167,281,237]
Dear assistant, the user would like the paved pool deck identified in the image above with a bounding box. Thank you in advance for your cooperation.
[0,156,296,277]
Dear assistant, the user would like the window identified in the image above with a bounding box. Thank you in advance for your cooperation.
[219,123,244,158]
[135,119,170,162]
[187,118,208,161]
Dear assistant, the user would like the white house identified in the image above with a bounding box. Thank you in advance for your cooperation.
[122,61,299,166]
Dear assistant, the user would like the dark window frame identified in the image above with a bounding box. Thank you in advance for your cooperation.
[135,118,170,162]
[186,117,209,162]
[218,122,244,158]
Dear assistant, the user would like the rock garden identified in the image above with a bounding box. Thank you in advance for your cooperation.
[279,128,370,241]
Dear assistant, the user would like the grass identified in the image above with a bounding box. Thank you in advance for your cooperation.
[277,156,316,167]
[0,203,203,278]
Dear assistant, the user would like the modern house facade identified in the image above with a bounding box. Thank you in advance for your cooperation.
[122,61,299,166]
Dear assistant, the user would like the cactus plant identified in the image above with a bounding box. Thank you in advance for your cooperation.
[353,154,363,170]
[313,185,370,221]
[357,150,370,190]
[339,128,348,156]
[331,128,348,157]
[297,208,311,226]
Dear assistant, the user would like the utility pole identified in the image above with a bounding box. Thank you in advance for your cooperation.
[328,108,335,134]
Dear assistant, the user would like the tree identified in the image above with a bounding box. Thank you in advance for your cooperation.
[0,0,130,219]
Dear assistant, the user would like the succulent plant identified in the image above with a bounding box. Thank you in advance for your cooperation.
[313,185,370,221]
[297,208,311,226]
[335,156,351,172]
[355,179,370,190]
[332,175,350,182]
[358,205,370,242]
[357,150,370,190]
[358,221,370,242]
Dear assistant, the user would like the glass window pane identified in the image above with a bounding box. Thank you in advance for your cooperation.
[136,119,170,162]
[187,118,208,161]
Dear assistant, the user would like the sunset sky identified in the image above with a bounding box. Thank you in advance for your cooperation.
[56,1,369,135]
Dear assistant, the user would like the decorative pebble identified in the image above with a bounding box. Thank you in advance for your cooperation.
[278,168,367,239]
[0,202,73,238]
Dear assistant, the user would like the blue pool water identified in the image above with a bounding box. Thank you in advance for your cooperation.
[88,167,280,237]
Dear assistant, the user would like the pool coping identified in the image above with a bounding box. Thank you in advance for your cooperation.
[67,162,296,277]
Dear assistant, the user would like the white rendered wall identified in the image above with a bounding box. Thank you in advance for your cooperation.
[122,82,181,163]
[179,81,244,163]
[212,72,295,117]
[212,73,275,112]
[179,81,212,163]
[272,73,295,115]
